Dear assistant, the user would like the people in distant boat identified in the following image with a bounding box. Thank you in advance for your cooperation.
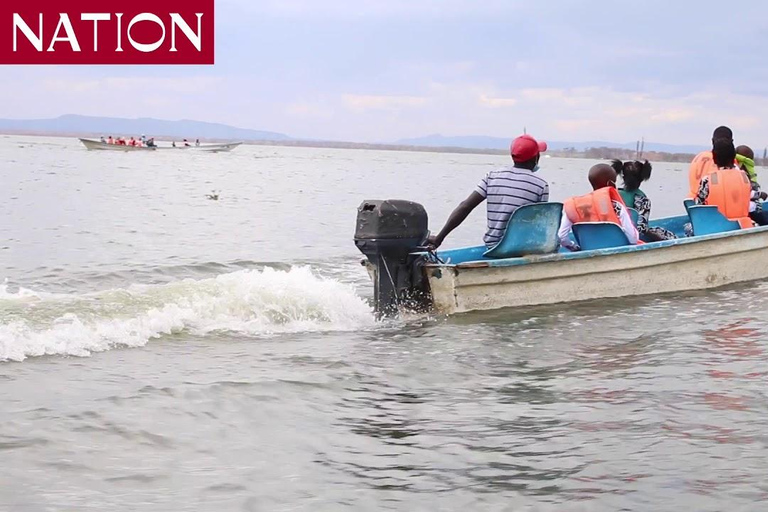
[146,138,156,148]
[140,134,147,146]
[558,164,639,251]
[107,136,114,144]
[128,137,137,147]
[690,138,760,230]
[172,141,177,147]
[427,134,549,249]
[611,159,676,242]
[195,138,200,147]
[183,138,191,147]
[116,137,127,146]
[100,136,106,143]
[688,126,736,198]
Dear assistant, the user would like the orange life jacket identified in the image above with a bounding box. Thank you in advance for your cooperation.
[563,187,624,225]
[706,168,754,229]
[689,151,718,198]
[688,151,741,198]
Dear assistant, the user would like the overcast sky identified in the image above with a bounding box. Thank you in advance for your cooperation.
[4,0,768,144]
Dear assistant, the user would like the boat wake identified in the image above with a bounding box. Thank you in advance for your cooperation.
[0,266,376,362]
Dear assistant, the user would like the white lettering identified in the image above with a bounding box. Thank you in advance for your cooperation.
[115,13,123,51]
[80,13,110,51]
[169,13,202,52]
[13,13,43,52]
[47,13,81,52]
[127,13,165,53]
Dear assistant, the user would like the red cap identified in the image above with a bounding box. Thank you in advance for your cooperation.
[510,135,547,161]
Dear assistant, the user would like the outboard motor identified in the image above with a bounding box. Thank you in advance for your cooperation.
[354,200,431,317]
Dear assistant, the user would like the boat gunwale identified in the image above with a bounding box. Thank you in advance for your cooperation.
[424,222,768,270]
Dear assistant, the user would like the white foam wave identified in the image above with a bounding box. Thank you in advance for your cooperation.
[0,267,376,362]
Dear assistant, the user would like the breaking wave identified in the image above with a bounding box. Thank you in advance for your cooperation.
[0,266,376,362]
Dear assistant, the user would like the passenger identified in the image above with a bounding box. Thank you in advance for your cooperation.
[100,136,106,143]
[558,164,639,251]
[146,138,156,148]
[172,141,176,148]
[611,159,676,241]
[128,137,136,147]
[195,138,200,147]
[736,145,760,186]
[183,138,191,147]
[107,136,114,144]
[692,138,755,228]
[427,134,550,249]
[688,126,736,198]
[140,134,147,145]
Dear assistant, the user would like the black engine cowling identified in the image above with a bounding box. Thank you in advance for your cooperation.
[354,200,431,317]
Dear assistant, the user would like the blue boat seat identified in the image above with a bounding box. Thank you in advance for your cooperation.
[627,208,640,226]
[683,199,695,213]
[687,205,741,236]
[483,202,563,259]
[572,222,631,251]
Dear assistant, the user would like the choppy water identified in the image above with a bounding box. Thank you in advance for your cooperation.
[2,135,768,511]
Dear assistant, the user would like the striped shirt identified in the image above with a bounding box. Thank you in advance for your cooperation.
[475,166,549,247]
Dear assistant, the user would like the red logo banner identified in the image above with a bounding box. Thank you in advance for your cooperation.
[0,0,214,65]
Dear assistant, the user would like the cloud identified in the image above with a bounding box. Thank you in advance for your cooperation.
[41,76,223,95]
[478,94,517,108]
[285,101,333,118]
[650,109,697,123]
[341,94,429,111]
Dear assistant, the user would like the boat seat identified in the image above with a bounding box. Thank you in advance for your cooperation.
[683,199,695,213]
[572,222,631,251]
[627,208,640,226]
[483,202,563,259]
[687,205,741,236]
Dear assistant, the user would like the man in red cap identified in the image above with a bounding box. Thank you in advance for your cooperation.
[428,134,550,249]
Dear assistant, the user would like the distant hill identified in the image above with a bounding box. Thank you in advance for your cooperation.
[0,114,291,141]
[395,134,707,155]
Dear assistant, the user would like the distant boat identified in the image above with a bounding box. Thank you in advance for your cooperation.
[79,138,243,153]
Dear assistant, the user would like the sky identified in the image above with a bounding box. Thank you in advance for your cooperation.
[4,0,768,145]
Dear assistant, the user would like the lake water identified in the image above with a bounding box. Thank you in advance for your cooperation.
[2,135,767,511]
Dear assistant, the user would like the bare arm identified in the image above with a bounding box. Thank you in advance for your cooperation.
[428,191,485,249]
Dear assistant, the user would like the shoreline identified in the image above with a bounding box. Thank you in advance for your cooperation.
[1,128,703,163]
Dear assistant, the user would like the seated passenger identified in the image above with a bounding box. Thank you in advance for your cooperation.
[427,134,550,249]
[107,136,114,144]
[558,164,639,251]
[611,159,676,241]
[736,145,760,185]
[692,138,754,229]
[688,126,736,198]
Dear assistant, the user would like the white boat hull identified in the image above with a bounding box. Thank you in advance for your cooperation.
[424,227,768,315]
[191,142,243,153]
[79,138,243,153]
